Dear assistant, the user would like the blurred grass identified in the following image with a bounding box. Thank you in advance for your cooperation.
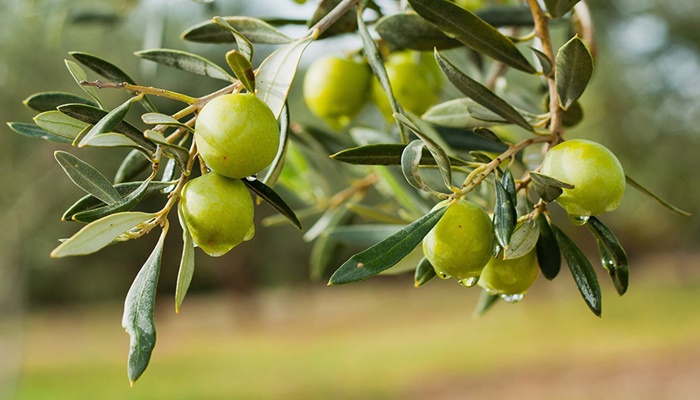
[10,252,700,400]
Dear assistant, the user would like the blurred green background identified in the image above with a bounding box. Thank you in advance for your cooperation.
[0,0,698,399]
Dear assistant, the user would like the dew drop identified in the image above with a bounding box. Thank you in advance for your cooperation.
[458,277,479,288]
[501,293,524,303]
[245,175,258,182]
[568,214,590,226]
[435,269,451,280]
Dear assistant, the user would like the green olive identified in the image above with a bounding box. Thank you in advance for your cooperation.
[179,172,254,257]
[478,249,539,298]
[303,55,371,129]
[372,51,442,121]
[540,139,625,219]
[422,199,494,286]
[195,93,280,179]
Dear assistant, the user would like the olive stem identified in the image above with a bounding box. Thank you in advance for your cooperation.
[458,135,552,197]
[80,80,197,104]
[305,0,361,38]
[525,0,564,146]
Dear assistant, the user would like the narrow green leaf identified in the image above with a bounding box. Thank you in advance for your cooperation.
[58,104,156,152]
[395,113,454,190]
[331,143,468,167]
[408,0,536,73]
[422,98,498,129]
[530,171,574,203]
[552,224,602,316]
[62,181,174,221]
[256,36,313,119]
[329,206,447,285]
[401,140,429,192]
[505,219,539,260]
[135,49,234,82]
[84,133,139,149]
[473,127,506,144]
[626,175,691,217]
[375,12,461,51]
[357,8,406,140]
[123,227,166,385]
[555,36,594,110]
[23,91,98,112]
[501,169,517,206]
[373,166,431,217]
[141,113,193,132]
[494,180,517,249]
[78,97,134,147]
[143,130,190,169]
[176,204,196,313]
[115,150,152,184]
[435,51,534,132]
[51,212,157,258]
[225,50,255,93]
[71,179,152,223]
[535,212,561,280]
[262,103,290,187]
[530,47,553,77]
[243,179,302,230]
[586,217,629,295]
[472,289,500,318]
[33,110,89,140]
[214,17,254,61]
[181,16,293,44]
[64,59,102,107]
[543,0,580,18]
[70,51,158,113]
[7,122,72,143]
[54,151,122,204]
[414,257,437,287]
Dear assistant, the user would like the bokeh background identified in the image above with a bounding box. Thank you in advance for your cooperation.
[0,0,698,399]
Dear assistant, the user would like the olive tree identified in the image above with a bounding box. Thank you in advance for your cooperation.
[7,0,689,384]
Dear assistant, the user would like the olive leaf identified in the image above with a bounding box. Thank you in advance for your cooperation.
[135,49,235,82]
[214,16,254,61]
[243,179,302,231]
[625,175,691,217]
[7,122,73,143]
[256,36,313,119]
[401,140,434,193]
[435,50,534,132]
[262,103,290,187]
[175,204,196,313]
[586,217,629,296]
[494,180,517,249]
[70,178,152,223]
[408,0,536,73]
[225,50,255,93]
[331,143,468,166]
[309,205,353,282]
[23,91,98,112]
[115,150,152,184]
[70,51,158,113]
[141,113,193,132]
[505,218,539,260]
[414,257,437,287]
[123,226,166,385]
[530,171,574,203]
[181,16,293,44]
[78,96,135,147]
[58,104,157,152]
[543,0,580,18]
[555,36,594,110]
[329,206,447,285]
[62,181,173,221]
[375,12,461,51]
[55,151,122,204]
[473,289,500,318]
[50,212,157,258]
[552,224,602,316]
[422,98,499,129]
[308,0,357,39]
[64,59,103,108]
[33,110,89,141]
[535,212,561,280]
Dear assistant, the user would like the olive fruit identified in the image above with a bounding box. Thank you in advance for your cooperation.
[303,55,371,129]
[179,172,255,257]
[372,51,442,121]
[422,199,494,286]
[195,93,279,179]
[478,250,539,301]
[540,139,625,220]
